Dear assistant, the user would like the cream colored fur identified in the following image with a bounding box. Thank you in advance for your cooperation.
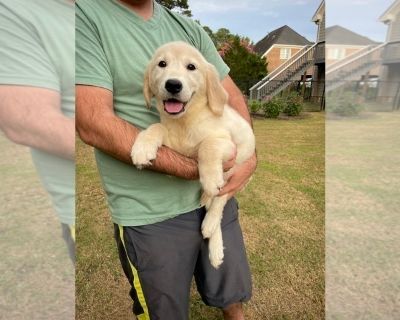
[131,41,255,268]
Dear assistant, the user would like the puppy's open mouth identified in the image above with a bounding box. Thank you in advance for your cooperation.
[163,98,187,115]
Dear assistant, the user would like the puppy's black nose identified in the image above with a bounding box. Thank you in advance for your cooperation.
[165,79,182,94]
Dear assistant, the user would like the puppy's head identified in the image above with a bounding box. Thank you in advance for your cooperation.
[143,41,227,118]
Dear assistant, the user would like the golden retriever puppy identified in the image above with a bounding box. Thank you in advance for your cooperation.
[131,41,255,268]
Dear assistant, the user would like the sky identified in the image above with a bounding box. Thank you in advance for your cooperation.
[188,0,395,44]
[327,0,394,42]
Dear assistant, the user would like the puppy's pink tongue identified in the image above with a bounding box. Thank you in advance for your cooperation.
[164,101,184,113]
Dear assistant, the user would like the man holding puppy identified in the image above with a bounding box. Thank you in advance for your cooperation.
[76,0,256,319]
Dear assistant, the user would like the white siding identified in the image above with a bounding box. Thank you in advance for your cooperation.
[318,12,325,42]
[388,16,400,42]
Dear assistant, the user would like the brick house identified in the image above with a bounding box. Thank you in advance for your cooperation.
[249,0,325,105]
[325,25,379,67]
[254,25,313,73]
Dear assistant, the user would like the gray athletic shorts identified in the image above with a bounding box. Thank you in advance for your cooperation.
[114,198,252,320]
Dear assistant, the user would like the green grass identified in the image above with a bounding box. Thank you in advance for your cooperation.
[325,112,400,319]
[0,133,74,320]
[76,112,325,319]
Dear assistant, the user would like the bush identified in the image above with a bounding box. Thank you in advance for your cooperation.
[258,92,306,118]
[328,92,364,116]
[248,100,262,114]
[284,92,303,116]
[261,97,285,118]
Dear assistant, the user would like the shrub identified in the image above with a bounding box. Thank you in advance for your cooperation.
[261,97,285,118]
[328,92,364,116]
[248,100,262,114]
[284,92,303,116]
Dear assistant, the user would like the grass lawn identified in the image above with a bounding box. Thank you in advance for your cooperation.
[0,133,74,320]
[76,112,325,319]
[326,111,400,319]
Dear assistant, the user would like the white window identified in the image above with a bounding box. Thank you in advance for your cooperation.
[328,48,345,60]
[280,48,291,60]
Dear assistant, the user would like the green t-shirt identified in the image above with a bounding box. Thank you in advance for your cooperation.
[0,0,75,226]
[76,0,230,226]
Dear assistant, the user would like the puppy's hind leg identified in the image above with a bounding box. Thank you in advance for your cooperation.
[198,137,235,197]
[201,194,228,239]
[208,225,224,269]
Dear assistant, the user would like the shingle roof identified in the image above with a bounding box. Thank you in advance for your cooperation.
[326,25,380,45]
[254,25,313,55]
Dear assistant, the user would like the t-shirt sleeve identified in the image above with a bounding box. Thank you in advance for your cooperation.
[0,3,59,90]
[194,23,230,80]
[75,2,113,91]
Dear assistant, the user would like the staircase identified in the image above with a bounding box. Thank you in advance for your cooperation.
[249,43,317,101]
[326,43,386,92]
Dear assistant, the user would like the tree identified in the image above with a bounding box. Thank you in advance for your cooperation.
[202,25,215,42]
[199,26,267,94]
[220,36,267,95]
[156,0,192,17]
[202,27,236,49]
[213,28,235,48]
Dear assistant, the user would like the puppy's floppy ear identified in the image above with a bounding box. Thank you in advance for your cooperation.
[206,63,228,116]
[143,64,153,108]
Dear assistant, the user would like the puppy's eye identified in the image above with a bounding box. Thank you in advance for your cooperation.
[158,60,167,68]
[187,64,196,71]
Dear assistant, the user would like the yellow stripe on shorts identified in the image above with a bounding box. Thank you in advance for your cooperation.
[119,225,150,320]
[70,225,75,242]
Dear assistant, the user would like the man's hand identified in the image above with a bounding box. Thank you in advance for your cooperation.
[218,153,257,198]
[222,145,237,173]
[219,75,257,198]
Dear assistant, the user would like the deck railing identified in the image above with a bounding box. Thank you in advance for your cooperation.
[249,45,312,98]
[326,45,375,73]
[327,44,385,82]
[382,41,400,64]
[250,43,318,100]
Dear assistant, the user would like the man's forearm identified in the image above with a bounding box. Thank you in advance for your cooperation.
[77,113,198,179]
[76,85,199,180]
[151,146,198,179]
[0,86,75,160]
[222,76,252,125]
[1,114,74,160]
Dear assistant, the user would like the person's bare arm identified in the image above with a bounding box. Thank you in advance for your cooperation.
[0,86,74,159]
[75,85,200,180]
[222,76,252,124]
[219,76,257,197]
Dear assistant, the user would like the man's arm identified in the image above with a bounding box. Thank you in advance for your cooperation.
[75,85,200,180]
[0,86,74,159]
[219,76,257,197]
[222,76,252,124]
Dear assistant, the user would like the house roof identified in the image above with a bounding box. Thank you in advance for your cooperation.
[326,25,380,45]
[254,25,313,55]
[380,0,400,24]
[312,0,325,23]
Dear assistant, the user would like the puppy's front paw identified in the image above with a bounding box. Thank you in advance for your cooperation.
[131,140,158,169]
[201,213,220,239]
